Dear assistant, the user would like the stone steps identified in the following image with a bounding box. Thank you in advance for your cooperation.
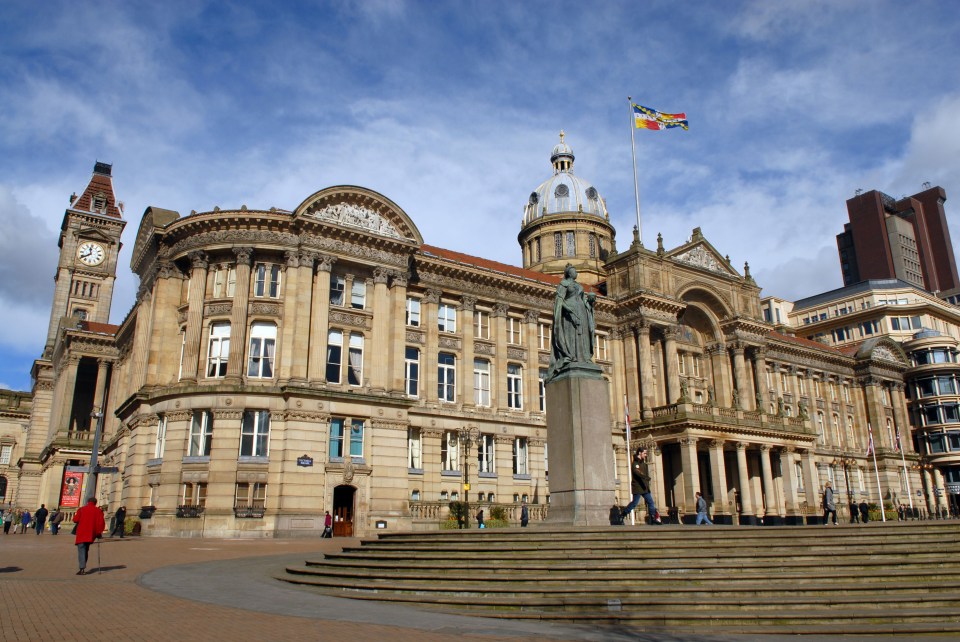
[280,522,960,634]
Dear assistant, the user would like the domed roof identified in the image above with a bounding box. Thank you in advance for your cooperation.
[524,131,608,225]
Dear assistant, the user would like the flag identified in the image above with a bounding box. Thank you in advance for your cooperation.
[632,103,689,131]
[894,427,902,453]
[866,423,875,457]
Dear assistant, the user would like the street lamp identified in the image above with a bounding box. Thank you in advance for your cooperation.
[832,454,856,522]
[458,427,480,529]
[84,409,105,504]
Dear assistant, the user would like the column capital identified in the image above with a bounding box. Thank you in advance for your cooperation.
[662,325,681,341]
[492,303,509,318]
[423,288,441,304]
[315,255,336,273]
[728,341,746,355]
[298,251,317,270]
[736,441,748,452]
[460,295,477,312]
[284,250,300,268]
[523,309,540,324]
[390,271,409,288]
[373,267,390,284]
[188,251,209,271]
[232,246,254,266]
[760,444,772,453]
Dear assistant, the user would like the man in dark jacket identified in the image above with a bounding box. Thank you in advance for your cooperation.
[621,447,661,524]
[110,506,126,538]
[34,504,49,535]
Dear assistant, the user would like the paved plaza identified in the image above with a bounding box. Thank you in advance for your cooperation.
[0,531,895,642]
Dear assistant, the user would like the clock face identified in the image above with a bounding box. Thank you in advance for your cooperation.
[77,241,106,266]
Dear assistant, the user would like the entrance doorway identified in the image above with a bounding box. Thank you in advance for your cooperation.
[332,485,356,537]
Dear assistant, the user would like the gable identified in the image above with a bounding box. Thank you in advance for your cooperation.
[294,186,423,245]
[668,242,740,278]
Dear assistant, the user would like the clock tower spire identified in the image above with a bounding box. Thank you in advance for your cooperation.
[42,162,126,355]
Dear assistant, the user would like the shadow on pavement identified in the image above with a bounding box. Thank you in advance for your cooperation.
[0,566,22,573]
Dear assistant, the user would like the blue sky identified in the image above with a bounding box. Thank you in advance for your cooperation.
[2,0,959,391]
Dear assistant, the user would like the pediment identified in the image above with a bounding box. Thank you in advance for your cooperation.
[76,227,115,245]
[130,206,180,273]
[667,241,740,278]
[294,186,423,245]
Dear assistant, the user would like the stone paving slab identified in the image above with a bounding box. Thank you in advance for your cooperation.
[0,531,901,642]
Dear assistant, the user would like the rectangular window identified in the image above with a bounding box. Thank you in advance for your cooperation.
[474,310,489,339]
[441,430,459,471]
[535,237,541,262]
[438,352,456,402]
[539,369,547,412]
[329,417,344,459]
[349,419,364,459]
[247,322,277,378]
[408,427,422,469]
[206,323,230,378]
[326,330,343,383]
[182,482,207,507]
[588,234,596,258]
[350,279,366,310]
[189,411,213,457]
[254,263,281,298]
[438,304,457,333]
[405,297,420,327]
[507,363,523,410]
[347,332,363,386]
[478,434,495,473]
[240,410,270,457]
[235,482,267,509]
[514,437,528,475]
[154,416,167,459]
[0,445,11,465]
[595,333,608,360]
[538,323,551,350]
[554,232,562,257]
[677,353,686,376]
[798,377,806,395]
[212,266,236,298]
[404,347,420,397]
[474,358,491,407]
[330,275,345,306]
[565,231,576,256]
[178,329,186,381]
[506,317,522,345]
[692,355,701,378]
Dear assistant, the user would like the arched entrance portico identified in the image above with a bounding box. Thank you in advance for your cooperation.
[333,485,356,537]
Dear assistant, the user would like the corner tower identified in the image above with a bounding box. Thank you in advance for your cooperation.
[518,132,616,286]
[43,162,126,355]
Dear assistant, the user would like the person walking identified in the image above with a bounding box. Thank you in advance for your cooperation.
[822,482,838,525]
[49,508,64,535]
[109,506,126,538]
[476,508,485,529]
[34,504,49,535]
[695,492,713,525]
[622,447,661,525]
[859,501,870,524]
[321,511,332,538]
[19,509,31,534]
[520,502,529,527]
[2,509,13,534]
[73,497,105,575]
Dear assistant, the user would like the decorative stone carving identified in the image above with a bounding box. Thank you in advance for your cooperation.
[249,302,281,317]
[872,345,900,363]
[204,302,233,317]
[474,342,495,356]
[405,330,425,344]
[439,336,461,351]
[422,289,441,305]
[329,309,369,328]
[306,202,405,240]
[507,347,526,361]
[673,245,728,275]
[524,309,539,324]
[233,246,253,265]
[188,251,209,271]
[492,303,509,318]
[315,255,336,272]
[391,271,409,288]
[213,409,243,420]
[460,295,477,312]
[373,267,390,284]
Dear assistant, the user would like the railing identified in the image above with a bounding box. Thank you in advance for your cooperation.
[176,505,204,518]
[234,505,265,518]
[409,500,548,524]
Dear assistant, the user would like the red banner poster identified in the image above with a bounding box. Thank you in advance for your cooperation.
[60,471,84,508]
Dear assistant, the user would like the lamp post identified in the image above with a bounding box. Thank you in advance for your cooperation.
[459,427,480,529]
[84,409,105,504]
[833,454,856,522]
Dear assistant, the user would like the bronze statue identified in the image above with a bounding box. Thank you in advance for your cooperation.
[546,264,596,381]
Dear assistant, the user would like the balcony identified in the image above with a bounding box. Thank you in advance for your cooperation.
[645,402,811,437]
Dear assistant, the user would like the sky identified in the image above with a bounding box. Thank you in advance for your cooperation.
[1,0,959,391]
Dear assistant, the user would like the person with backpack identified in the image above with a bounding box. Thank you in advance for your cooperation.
[621,447,661,525]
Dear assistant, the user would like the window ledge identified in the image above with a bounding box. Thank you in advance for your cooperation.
[238,456,269,464]
[479,471,497,479]
[513,474,532,481]
[182,456,210,464]
[441,470,461,477]
[146,458,162,467]
[408,467,424,475]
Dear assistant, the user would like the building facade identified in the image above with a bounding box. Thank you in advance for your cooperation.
[9,138,924,534]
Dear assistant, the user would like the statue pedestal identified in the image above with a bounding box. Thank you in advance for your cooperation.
[545,373,617,526]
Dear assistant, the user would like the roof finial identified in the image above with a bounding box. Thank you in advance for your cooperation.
[559,129,565,144]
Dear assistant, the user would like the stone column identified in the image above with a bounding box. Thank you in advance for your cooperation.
[277,251,300,381]
[225,247,253,382]
[708,440,729,519]
[801,449,819,514]
[637,322,655,418]
[752,349,768,412]
[862,378,888,447]
[369,268,391,391]
[308,255,335,382]
[663,325,680,404]
[760,445,778,520]
[736,442,755,519]
[708,344,733,408]
[780,448,800,516]
[921,468,935,515]
[934,468,947,514]
[492,303,509,409]
[206,409,243,515]
[422,289,441,402]
[731,343,749,410]
[523,310,540,413]
[679,436,700,515]
[54,355,82,434]
[179,251,209,382]
[652,443,667,515]
[891,383,911,453]
[459,296,477,407]
[289,251,316,383]
[388,272,409,393]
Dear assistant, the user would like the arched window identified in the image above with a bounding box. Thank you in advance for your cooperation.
[833,413,841,445]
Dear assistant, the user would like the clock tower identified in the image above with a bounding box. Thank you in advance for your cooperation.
[42,161,126,356]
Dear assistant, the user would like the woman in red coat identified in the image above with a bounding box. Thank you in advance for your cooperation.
[73,497,105,575]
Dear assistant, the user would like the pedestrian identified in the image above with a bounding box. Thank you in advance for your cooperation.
[2,509,12,534]
[859,501,870,524]
[49,508,64,535]
[72,497,105,575]
[321,511,332,538]
[476,508,485,529]
[695,491,712,525]
[520,502,529,527]
[850,501,860,524]
[19,509,31,534]
[34,504,49,535]
[822,482,837,525]
[109,506,127,538]
[621,447,661,525]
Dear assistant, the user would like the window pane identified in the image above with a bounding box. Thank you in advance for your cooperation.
[329,418,344,459]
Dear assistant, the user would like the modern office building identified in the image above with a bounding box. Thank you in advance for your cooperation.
[837,185,958,294]
[7,137,924,535]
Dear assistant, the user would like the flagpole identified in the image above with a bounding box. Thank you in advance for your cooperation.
[627,96,642,245]
[623,394,634,525]
[897,429,914,510]
[869,424,887,522]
